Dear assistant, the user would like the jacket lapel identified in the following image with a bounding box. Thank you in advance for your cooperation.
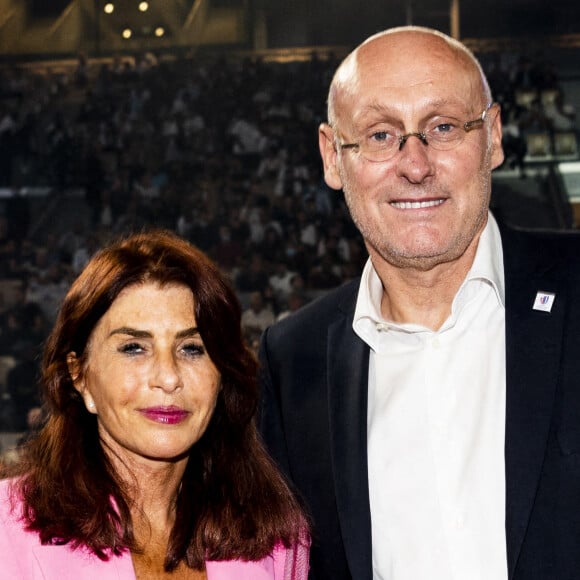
[327,295,373,580]
[32,546,280,580]
[502,228,565,577]
[32,544,135,579]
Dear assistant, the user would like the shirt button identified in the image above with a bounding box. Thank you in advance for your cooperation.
[376,322,389,332]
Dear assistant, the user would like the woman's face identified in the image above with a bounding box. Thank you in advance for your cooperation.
[69,282,221,467]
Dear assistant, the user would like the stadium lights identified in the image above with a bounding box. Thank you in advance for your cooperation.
[138,1,149,11]
[154,27,165,37]
[104,3,114,14]
[122,28,132,39]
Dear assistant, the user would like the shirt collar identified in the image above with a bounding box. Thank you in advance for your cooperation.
[465,212,505,305]
[353,211,505,338]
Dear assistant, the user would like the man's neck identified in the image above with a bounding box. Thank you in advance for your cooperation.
[370,241,480,331]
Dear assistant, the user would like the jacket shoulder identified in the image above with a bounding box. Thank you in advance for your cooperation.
[500,224,580,278]
[0,478,134,579]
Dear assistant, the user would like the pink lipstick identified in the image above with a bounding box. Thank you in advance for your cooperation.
[139,406,189,425]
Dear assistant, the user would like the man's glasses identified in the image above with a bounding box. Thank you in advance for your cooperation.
[337,103,494,163]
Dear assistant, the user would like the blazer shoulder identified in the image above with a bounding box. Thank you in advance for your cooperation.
[500,223,580,277]
[207,541,309,580]
[501,222,580,248]
[0,478,134,579]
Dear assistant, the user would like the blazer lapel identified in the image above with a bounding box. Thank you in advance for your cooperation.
[327,303,373,580]
[32,544,135,579]
[502,229,565,577]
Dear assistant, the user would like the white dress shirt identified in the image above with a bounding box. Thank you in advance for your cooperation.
[354,214,508,580]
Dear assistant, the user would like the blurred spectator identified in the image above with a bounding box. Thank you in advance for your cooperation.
[501,105,528,174]
[544,90,576,132]
[269,260,297,304]
[6,340,41,431]
[296,209,318,248]
[228,108,267,172]
[276,291,309,322]
[241,290,275,349]
[308,254,343,290]
[17,405,43,446]
[0,311,24,356]
[236,253,270,293]
[260,226,285,266]
[71,234,101,274]
[26,263,70,323]
[210,225,243,274]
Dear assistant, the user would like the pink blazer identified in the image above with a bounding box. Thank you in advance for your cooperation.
[0,479,309,580]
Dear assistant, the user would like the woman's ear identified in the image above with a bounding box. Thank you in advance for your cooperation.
[67,352,97,414]
[66,352,83,390]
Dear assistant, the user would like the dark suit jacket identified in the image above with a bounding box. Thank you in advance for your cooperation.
[259,223,580,580]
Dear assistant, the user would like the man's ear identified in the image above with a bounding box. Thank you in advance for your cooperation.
[489,103,505,170]
[319,123,344,191]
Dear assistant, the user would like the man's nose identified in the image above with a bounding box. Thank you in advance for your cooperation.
[395,132,434,184]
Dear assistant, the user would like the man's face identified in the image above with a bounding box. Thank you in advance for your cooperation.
[320,32,504,272]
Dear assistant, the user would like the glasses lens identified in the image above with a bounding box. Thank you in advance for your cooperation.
[365,144,398,162]
[424,118,466,150]
[426,132,464,151]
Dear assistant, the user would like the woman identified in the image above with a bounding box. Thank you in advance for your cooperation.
[0,230,309,579]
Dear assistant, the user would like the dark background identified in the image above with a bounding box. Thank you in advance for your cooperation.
[25,0,580,49]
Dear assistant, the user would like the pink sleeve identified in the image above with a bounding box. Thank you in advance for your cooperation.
[273,533,311,580]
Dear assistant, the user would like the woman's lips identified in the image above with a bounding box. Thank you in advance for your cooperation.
[138,406,190,425]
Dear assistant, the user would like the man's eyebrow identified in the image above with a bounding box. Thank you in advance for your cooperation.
[108,327,200,339]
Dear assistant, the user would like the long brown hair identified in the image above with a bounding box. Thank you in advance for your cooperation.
[5,230,307,570]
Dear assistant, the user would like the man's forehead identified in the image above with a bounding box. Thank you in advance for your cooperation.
[358,33,471,82]
[331,34,481,119]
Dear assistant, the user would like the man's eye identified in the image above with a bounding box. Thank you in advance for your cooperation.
[368,130,396,145]
[432,121,458,134]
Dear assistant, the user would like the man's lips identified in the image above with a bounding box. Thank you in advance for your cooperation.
[390,199,445,209]
[138,406,190,425]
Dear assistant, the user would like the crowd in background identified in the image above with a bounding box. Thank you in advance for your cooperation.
[0,45,577,438]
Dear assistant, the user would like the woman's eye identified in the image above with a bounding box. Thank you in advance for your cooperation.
[119,342,145,355]
[181,343,205,357]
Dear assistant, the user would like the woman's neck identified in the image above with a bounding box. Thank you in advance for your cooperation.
[105,446,188,529]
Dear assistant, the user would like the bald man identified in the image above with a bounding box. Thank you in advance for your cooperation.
[259,26,580,580]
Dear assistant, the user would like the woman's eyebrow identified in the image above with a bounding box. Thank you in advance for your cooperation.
[108,327,200,339]
[108,327,151,338]
[175,327,200,339]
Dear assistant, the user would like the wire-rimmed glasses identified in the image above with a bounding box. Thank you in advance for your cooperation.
[337,103,494,162]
